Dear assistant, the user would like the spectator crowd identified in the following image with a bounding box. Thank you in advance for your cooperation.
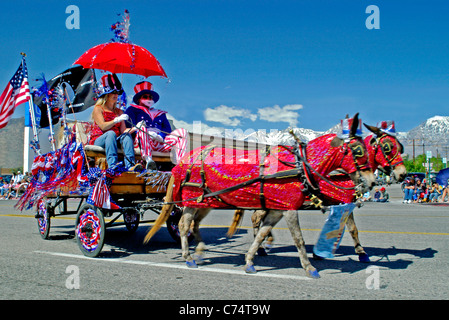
[402,175,446,204]
[0,171,31,200]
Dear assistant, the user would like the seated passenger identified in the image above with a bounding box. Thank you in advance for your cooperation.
[88,74,141,171]
[125,81,187,169]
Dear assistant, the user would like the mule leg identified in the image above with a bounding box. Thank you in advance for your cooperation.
[179,207,198,268]
[252,210,268,256]
[283,210,320,279]
[251,210,275,256]
[245,210,283,274]
[191,208,211,264]
[346,212,370,262]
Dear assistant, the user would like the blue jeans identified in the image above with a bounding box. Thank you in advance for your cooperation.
[404,188,414,201]
[429,192,440,202]
[94,131,135,169]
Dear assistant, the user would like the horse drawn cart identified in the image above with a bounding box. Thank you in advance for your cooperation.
[18,121,190,258]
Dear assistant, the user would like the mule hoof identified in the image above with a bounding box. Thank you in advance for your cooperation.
[358,253,370,263]
[245,265,257,274]
[308,269,320,279]
[186,260,198,268]
[257,247,268,256]
[264,243,273,252]
[193,254,205,265]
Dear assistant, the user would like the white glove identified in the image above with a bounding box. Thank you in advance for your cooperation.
[136,120,146,130]
[113,114,129,123]
[148,131,164,143]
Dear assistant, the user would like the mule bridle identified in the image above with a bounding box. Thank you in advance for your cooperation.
[374,134,404,169]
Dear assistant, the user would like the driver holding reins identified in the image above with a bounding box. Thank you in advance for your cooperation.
[125,81,187,169]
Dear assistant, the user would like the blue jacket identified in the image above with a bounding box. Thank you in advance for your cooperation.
[125,104,171,140]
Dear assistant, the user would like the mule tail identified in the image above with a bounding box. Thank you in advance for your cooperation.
[227,209,244,238]
[143,175,176,245]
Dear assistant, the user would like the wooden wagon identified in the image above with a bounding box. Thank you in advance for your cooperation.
[33,121,185,257]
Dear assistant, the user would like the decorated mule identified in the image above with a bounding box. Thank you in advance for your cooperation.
[231,119,406,262]
[143,114,376,278]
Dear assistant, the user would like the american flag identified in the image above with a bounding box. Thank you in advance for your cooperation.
[0,59,31,129]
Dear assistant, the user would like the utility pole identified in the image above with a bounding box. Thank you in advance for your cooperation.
[412,139,415,163]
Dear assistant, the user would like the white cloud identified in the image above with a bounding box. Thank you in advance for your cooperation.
[166,114,224,135]
[204,105,257,127]
[257,104,303,127]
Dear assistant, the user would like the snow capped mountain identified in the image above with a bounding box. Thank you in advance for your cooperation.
[398,115,449,157]
[406,116,449,141]
[241,127,323,146]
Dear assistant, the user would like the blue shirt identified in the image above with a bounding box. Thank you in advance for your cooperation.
[125,104,171,140]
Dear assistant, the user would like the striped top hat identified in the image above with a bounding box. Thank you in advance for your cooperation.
[98,73,123,97]
[132,81,160,105]
[339,117,363,139]
[377,120,397,136]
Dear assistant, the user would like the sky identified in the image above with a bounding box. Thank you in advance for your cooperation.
[1,0,449,135]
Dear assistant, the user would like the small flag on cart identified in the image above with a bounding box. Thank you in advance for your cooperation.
[0,58,31,129]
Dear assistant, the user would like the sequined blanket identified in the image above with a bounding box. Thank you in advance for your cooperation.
[172,145,306,210]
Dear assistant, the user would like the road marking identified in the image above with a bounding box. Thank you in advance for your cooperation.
[204,224,449,236]
[2,214,448,236]
[34,250,312,281]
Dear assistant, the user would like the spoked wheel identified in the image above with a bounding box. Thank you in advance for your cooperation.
[75,203,105,257]
[36,199,51,239]
[123,208,140,233]
[166,205,194,243]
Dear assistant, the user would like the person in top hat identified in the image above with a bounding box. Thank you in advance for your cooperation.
[89,74,141,171]
[125,81,186,169]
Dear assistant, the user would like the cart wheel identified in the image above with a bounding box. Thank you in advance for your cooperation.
[166,206,194,243]
[36,199,51,239]
[75,204,105,257]
[123,208,140,233]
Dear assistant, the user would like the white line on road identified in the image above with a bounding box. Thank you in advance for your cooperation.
[34,250,311,281]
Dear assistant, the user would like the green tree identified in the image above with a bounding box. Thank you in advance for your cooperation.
[403,154,443,174]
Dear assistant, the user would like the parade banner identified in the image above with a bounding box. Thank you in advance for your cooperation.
[313,203,356,258]
[33,66,96,128]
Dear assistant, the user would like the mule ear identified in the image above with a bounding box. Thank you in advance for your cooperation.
[350,113,360,137]
[363,123,382,136]
[331,136,344,147]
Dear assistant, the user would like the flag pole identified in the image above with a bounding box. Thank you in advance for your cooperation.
[39,73,56,151]
[45,100,56,151]
[20,53,41,175]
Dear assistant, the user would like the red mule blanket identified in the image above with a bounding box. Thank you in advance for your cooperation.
[172,145,306,210]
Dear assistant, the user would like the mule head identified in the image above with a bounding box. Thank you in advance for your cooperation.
[330,114,376,193]
[331,136,376,193]
[364,123,407,182]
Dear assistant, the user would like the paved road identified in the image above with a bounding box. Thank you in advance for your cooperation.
[1,184,448,303]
